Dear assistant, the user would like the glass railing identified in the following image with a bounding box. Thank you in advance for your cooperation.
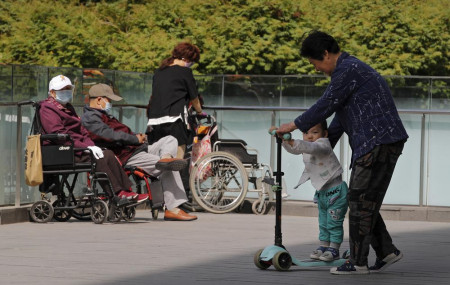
[1,64,449,207]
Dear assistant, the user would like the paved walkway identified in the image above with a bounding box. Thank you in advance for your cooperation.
[1,211,449,285]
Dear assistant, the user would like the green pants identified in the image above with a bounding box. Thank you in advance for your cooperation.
[314,181,348,244]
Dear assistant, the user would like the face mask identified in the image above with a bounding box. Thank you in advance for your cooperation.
[55,90,73,104]
[184,62,194,68]
[102,98,112,113]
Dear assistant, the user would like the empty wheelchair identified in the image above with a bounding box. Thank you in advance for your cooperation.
[189,114,275,214]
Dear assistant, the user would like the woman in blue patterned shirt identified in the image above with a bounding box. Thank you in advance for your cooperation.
[277,31,408,275]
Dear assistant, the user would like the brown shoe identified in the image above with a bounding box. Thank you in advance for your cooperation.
[164,209,198,221]
[156,158,188,172]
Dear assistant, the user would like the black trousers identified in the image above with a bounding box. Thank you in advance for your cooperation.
[76,149,132,197]
[147,119,191,146]
[348,140,405,266]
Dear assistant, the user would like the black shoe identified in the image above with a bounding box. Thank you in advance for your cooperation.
[369,250,403,273]
[112,196,130,207]
[330,260,369,275]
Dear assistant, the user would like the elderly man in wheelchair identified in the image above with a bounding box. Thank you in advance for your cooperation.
[81,83,198,221]
[32,75,148,222]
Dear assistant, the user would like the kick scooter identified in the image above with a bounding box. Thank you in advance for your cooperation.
[253,129,349,271]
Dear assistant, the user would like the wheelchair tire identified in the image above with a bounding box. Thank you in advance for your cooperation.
[52,200,73,222]
[123,207,136,221]
[190,151,248,214]
[70,197,93,221]
[30,200,54,223]
[91,200,108,224]
[180,200,204,213]
[72,207,92,221]
[151,208,159,220]
[108,206,123,223]
[251,199,268,215]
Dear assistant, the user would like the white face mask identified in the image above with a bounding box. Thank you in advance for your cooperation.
[55,90,73,104]
[184,61,194,68]
[102,98,112,113]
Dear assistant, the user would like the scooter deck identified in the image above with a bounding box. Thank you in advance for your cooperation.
[260,245,346,268]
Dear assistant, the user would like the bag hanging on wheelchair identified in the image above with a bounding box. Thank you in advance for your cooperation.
[24,134,43,186]
[190,125,217,181]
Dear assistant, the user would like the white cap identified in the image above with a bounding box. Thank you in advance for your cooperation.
[48,75,74,91]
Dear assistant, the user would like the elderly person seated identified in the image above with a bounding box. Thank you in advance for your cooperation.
[39,75,147,207]
[81,83,197,221]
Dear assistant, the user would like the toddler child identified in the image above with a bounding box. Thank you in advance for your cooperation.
[278,121,348,261]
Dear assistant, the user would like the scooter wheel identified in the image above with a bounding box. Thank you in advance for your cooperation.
[273,251,292,271]
[254,249,271,270]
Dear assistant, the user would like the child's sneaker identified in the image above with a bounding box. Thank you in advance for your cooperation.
[369,250,403,273]
[330,260,369,275]
[319,247,340,261]
[310,246,326,260]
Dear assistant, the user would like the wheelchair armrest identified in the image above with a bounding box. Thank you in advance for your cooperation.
[41,134,74,145]
[73,147,97,173]
[124,165,158,181]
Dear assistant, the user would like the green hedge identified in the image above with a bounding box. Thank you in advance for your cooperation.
[0,0,448,75]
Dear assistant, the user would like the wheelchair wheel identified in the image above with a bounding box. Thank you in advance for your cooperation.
[190,151,248,214]
[151,208,159,220]
[91,200,108,224]
[30,200,54,223]
[251,199,268,215]
[108,205,123,223]
[52,200,73,222]
[72,207,92,221]
[180,200,204,212]
[72,198,93,221]
[123,207,136,221]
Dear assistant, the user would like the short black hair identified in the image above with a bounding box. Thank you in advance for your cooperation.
[320,120,328,131]
[300,31,340,60]
[302,121,328,134]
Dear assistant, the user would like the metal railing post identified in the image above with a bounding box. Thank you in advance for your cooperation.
[270,110,276,171]
[419,113,426,206]
[15,104,23,207]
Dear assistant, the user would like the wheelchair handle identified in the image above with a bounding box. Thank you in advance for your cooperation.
[17,100,35,106]
[269,129,291,140]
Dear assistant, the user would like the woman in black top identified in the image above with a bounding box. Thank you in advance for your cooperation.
[147,42,203,159]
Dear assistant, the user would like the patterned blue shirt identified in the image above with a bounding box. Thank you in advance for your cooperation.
[294,52,408,166]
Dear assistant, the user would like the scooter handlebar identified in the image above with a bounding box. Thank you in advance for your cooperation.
[269,129,291,140]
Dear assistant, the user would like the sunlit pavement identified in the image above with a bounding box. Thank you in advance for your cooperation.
[1,211,449,285]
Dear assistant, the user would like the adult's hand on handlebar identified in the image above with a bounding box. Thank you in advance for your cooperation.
[268,126,292,140]
[277,121,297,136]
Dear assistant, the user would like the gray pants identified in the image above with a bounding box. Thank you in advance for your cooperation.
[126,136,187,210]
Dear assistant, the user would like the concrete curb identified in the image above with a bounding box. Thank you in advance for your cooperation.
[0,205,31,225]
[2,200,450,225]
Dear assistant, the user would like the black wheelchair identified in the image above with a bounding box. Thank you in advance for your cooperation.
[26,101,142,224]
